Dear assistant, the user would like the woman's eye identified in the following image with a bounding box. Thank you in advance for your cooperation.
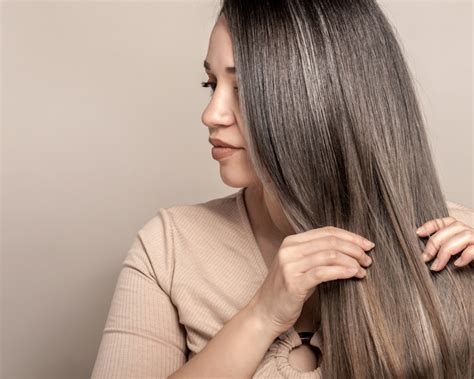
[200,81,238,96]
[201,81,217,95]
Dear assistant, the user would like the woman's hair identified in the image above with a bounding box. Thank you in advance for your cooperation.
[219,0,472,377]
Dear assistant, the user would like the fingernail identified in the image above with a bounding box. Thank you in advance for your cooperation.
[365,255,373,266]
[430,258,440,271]
[453,257,463,267]
[421,253,429,262]
[364,239,375,248]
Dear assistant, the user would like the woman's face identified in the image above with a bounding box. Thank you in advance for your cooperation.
[201,14,260,189]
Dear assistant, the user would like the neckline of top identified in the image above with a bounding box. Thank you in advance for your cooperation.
[272,326,323,377]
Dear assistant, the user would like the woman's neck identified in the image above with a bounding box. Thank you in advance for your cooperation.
[243,184,290,258]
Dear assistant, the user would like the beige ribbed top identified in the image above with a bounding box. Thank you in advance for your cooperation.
[91,187,473,378]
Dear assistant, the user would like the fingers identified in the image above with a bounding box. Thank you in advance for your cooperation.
[416,216,457,237]
[290,249,369,277]
[429,229,474,271]
[420,220,468,262]
[300,265,363,290]
[285,236,373,267]
[453,244,474,267]
[285,226,375,252]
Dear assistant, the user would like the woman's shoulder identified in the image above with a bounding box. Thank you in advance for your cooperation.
[138,188,244,237]
[164,188,243,224]
[126,188,246,292]
[134,188,246,264]
[446,199,473,227]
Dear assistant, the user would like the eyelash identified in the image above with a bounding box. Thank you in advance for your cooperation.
[200,81,238,95]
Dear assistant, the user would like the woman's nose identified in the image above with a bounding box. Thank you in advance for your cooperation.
[201,97,235,130]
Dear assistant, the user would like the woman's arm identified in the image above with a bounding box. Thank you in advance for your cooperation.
[92,210,282,378]
[91,215,189,378]
[168,295,279,379]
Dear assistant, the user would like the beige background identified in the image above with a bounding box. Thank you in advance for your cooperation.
[1,1,472,378]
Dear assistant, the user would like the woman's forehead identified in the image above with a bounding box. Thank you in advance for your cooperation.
[206,16,235,70]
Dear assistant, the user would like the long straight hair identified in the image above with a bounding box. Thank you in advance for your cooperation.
[219,1,472,377]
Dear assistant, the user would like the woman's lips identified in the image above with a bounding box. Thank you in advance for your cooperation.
[211,146,243,160]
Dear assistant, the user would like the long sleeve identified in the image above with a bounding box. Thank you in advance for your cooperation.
[91,210,188,378]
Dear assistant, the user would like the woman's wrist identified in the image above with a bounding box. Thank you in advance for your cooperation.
[245,294,286,340]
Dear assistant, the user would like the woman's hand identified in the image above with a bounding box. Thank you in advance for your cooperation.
[250,226,375,336]
[416,217,473,271]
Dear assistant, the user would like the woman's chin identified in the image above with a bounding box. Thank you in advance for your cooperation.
[219,166,254,189]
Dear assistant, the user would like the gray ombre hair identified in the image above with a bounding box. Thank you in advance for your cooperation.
[219,0,472,377]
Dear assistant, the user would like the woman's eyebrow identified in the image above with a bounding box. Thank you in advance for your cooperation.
[203,60,236,74]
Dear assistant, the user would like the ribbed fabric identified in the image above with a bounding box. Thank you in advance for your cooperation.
[91,188,473,378]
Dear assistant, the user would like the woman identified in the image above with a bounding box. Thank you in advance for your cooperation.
[92,1,473,378]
